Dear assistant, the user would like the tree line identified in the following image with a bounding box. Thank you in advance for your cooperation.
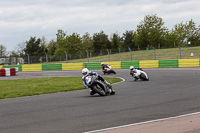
[1,14,200,58]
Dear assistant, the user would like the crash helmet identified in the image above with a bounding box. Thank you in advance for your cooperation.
[82,68,89,77]
[130,66,134,70]
[101,62,104,65]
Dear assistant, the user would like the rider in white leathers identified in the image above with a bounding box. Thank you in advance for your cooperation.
[130,66,148,81]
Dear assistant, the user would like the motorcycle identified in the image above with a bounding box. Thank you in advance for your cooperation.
[102,66,116,74]
[131,69,149,81]
[85,76,115,96]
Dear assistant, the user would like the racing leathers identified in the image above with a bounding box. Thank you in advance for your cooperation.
[82,71,112,95]
[130,67,143,81]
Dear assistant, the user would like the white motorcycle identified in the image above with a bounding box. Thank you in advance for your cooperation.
[131,69,149,81]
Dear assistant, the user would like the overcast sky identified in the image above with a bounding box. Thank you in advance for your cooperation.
[1,0,200,52]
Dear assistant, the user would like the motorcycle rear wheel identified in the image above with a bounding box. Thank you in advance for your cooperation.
[140,73,149,81]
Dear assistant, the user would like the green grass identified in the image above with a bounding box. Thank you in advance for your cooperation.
[46,46,200,63]
[0,77,122,99]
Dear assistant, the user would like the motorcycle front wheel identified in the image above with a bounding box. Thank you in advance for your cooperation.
[92,82,106,96]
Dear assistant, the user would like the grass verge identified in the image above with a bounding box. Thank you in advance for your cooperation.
[0,77,122,99]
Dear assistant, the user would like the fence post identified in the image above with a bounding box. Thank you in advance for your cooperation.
[45,52,48,63]
[178,46,181,59]
[153,47,156,60]
[64,51,67,63]
[107,49,110,62]
[86,50,89,62]
[10,55,13,65]
[27,54,30,64]
[128,47,132,61]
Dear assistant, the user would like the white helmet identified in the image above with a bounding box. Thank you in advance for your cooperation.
[101,62,104,65]
[130,66,134,70]
[82,68,89,77]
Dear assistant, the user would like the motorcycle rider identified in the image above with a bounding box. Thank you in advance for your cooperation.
[130,66,143,81]
[82,68,114,95]
[101,62,111,72]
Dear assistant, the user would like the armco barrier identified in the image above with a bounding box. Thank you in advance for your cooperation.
[121,61,139,69]
[42,64,62,71]
[159,60,178,68]
[22,64,42,71]
[62,63,83,70]
[1,59,200,72]
[178,59,200,67]
[3,65,22,71]
[84,62,101,70]
[139,60,159,68]
[103,62,121,69]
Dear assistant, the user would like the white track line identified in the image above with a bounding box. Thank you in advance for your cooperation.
[84,111,200,133]
[111,77,125,85]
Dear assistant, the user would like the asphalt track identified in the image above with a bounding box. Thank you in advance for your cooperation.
[0,68,200,133]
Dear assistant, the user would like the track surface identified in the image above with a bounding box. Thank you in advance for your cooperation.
[0,68,200,133]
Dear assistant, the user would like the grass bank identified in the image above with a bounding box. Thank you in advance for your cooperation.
[46,46,200,63]
[0,77,122,99]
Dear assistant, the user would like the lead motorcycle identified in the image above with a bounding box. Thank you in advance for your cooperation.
[102,66,116,74]
[85,76,115,96]
[131,68,149,81]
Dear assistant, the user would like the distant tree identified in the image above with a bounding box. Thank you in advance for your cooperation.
[40,36,48,54]
[93,31,109,53]
[173,19,200,46]
[111,33,120,51]
[15,42,26,57]
[81,32,93,53]
[164,31,178,48]
[0,44,8,57]
[56,29,67,48]
[133,14,167,49]
[24,37,41,56]
[66,33,82,55]
[48,40,58,55]
[24,37,42,63]
[121,30,135,51]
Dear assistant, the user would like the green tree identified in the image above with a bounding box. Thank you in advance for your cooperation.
[122,30,135,51]
[82,32,93,53]
[56,29,67,48]
[24,37,41,56]
[0,44,8,57]
[48,40,58,55]
[172,19,200,47]
[133,14,167,49]
[111,33,120,51]
[93,31,109,53]
[66,33,82,55]
[24,37,42,63]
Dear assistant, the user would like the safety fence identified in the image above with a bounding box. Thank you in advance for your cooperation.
[0,59,199,72]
